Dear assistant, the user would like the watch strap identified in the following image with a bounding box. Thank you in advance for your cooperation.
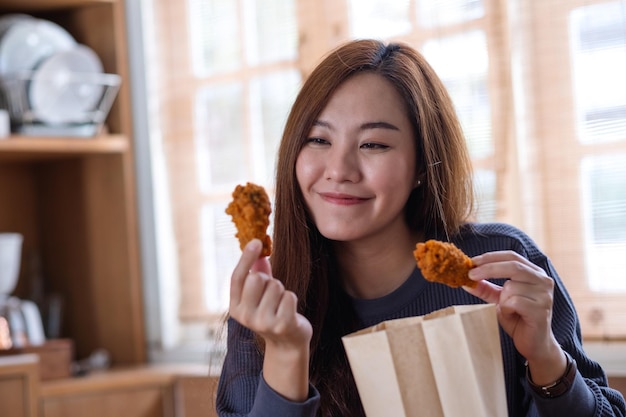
[526,350,577,399]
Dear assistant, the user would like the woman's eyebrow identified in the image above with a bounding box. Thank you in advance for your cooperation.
[312,120,332,129]
[312,120,400,131]
[360,121,400,131]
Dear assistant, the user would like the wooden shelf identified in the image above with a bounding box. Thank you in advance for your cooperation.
[0,354,40,417]
[0,0,113,12]
[0,134,128,162]
[37,365,219,417]
[2,0,156,402]
[40,364,210,398]
[0,0,146,392]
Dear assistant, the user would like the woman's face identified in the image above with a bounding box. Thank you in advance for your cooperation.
[296,72,419,243]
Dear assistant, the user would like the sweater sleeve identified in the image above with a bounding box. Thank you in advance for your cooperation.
[249,373,320,417]
[525,246,626,417]
[462,223,625,417]
[525,371,626,417]
[216,318,321,417]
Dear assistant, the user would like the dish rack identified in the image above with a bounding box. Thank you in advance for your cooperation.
[0,71,121,137]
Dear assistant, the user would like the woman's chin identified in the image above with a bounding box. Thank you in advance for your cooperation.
[317,227,359,242]
[317,225,375,243]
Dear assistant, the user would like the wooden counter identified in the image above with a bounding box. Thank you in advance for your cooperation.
[0,354,40,417]
[40,364,216,417]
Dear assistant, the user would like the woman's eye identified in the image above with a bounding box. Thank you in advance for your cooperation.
[306,137,329,146]
[361,142,389,150]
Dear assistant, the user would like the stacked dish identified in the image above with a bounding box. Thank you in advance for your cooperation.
[0,14,120,135]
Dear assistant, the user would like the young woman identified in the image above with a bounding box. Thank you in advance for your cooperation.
[216,39,626,417]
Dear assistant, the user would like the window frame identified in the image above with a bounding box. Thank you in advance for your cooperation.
[519,0,626,338]
[129,0,626,364]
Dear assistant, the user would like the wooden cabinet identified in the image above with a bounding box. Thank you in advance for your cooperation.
[0,2,219,416]
[0,357,217,417]
[0,354,40,417]
[174,375,219,417]
[0,0,145,365]
[40,368,175,417]
[38,365,216,417]
[43,388,169,417]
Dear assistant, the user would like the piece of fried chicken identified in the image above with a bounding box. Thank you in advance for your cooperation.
[225,182,272,257]
[413,240,476,288]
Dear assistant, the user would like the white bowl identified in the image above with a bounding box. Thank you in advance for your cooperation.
[29,45,104,125]
[0,233,23,296]
[0,18,76,76]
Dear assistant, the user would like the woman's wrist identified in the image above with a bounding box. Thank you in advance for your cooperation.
[526,350,577,398]
[525,344,567,384]
[263,342,310,402]
[524,340,568,386]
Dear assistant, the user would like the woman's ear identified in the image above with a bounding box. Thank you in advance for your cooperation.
[414,174,425,188]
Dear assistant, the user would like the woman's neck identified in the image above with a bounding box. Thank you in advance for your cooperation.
[334,228,422,300]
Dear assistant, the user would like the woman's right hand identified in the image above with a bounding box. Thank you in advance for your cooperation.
[229,239,313,401]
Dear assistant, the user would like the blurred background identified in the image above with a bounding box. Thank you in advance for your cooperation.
[126,0,626,364]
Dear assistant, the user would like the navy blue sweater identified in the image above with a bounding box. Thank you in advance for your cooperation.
[216,223,626,416]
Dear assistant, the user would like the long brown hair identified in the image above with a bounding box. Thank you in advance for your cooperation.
[271,39,474,416]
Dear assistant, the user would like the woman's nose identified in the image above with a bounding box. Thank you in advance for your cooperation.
[324,144,361,183]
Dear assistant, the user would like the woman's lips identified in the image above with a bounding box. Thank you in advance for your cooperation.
[319,192,370,206]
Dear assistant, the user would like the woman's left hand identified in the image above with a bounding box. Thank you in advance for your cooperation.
[464,251,567,383]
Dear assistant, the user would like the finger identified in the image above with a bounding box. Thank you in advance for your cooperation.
[499,294,540,319]
[472,251,543,273]
[230,239,263,305]
[252,255,272,277]
[500,279,541,303]
[275,291,298,325]
[469,259,539,285]
[463,279,502,304]
[240,271,271,310]
[257,279,285,319]
[500,279,555,316]
[497,293,552,335]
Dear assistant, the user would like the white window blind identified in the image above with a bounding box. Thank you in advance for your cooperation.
[139,0,626,359]
[572,2,626,295]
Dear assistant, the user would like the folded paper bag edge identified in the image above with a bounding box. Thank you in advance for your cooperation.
[342,328,408,416]
[342,315,426,339]
[342,303,508,417]
[422,304,507,417]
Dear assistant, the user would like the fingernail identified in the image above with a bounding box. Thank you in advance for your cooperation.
[246,239,261,252]
[468,269,478,279]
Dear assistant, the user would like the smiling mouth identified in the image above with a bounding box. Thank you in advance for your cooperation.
[319,192,369,206]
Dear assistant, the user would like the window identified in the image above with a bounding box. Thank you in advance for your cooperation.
[581,155,626,293]
[527,0,626,337]
[344,0,506,222]
[134,0,626,360]
[348,0,412,38]
[571,1,626,145]
[572,2,626,294]
[137,0,302,360]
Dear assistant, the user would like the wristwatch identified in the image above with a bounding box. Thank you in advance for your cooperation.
[526,350,577,398]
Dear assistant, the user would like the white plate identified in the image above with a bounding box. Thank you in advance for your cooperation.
[0,18,76,76]
[0,233,23,296]
[0,13,34,40]
[29,45,104,125]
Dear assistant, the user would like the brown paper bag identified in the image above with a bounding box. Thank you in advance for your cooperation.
[342,304,508,417]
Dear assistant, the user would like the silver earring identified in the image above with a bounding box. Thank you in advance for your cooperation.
[416,180,421,186]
